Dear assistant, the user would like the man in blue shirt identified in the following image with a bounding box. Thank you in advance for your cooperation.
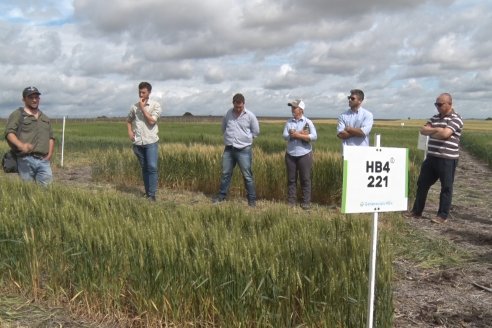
[213,93,260,207]
[336,89,373,150]
[283,99,318,209]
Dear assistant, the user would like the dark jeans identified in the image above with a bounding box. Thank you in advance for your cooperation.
[217,145,256,203]
[285,152,313,206]
[133,142,158,198]
[411,156,458,219]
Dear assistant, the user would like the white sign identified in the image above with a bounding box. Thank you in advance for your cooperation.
[417,133,428,151]
[342,146,408,213]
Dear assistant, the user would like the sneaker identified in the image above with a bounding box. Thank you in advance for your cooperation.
[148,195,156,202]
[248,201,256,208]
[431,216,447,224]
[403,211,421,219]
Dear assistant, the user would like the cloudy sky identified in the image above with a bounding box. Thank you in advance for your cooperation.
[1,0,491,119]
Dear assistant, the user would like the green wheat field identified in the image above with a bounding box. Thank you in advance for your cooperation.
[1,118,490,327]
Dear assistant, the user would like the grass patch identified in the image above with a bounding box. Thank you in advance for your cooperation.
[384,214,468,269]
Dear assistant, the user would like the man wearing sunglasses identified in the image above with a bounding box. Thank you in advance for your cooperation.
[406,93,463,224]
[336,89,373,149]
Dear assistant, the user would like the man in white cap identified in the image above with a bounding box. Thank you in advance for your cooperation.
[283,99,317,209]
[4,86,55,186]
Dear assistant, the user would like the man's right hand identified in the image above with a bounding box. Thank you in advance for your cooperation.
[18,143,34,154]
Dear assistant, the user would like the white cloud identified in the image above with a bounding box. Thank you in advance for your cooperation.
[0,0,490,120]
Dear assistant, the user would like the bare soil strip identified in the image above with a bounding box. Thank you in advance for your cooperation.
[394,149,492,327]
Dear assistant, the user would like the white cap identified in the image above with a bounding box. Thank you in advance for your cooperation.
[287,99,305,110]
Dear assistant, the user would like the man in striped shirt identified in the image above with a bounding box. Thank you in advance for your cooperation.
[406,93,464,224]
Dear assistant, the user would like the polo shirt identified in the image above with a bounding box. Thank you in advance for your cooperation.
[4,107,54,156]
[427,111,463,159]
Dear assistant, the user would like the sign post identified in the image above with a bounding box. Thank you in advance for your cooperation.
[341,135,408,328]
[61,116,66,167]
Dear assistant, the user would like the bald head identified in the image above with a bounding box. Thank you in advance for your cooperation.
[439,93,452,105]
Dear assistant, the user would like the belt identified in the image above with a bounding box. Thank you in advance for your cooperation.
[25,153,46,160]
[225,145,249,151]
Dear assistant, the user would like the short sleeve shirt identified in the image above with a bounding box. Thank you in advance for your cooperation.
[427,111,463,159]
[127,99,162,145]
[4,108,54,156]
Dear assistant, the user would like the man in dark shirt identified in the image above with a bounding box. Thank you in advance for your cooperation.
[4,87,55,186]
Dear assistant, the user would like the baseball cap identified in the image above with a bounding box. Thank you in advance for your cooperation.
[287,99,305,110]
[23,86,41,98]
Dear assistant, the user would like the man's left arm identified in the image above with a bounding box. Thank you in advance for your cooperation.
[420,122,454,139]
[250,114,260,138]
[353,112,374,137]
[431,127,454,139]
[45,138,55,161]
[340,112,373,138]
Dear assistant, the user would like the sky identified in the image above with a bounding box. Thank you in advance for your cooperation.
[0,0,491,119]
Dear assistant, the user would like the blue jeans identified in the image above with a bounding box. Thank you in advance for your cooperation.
[411,156,458,219]
[133,142,158,198]
[17,155,53,187]
[218,145,256,203]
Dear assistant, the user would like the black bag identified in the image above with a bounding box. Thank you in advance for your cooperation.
[2,150,18,173]
[3,108,24,173]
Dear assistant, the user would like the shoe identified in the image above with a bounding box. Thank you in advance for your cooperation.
[212,196,225,204]
[403,211,421,219]
[248,201,256,208]
[431,216,447,224]
[301,203,311,210]
[148,196,156,202]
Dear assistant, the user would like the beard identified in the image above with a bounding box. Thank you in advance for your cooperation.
[26,103,39,111]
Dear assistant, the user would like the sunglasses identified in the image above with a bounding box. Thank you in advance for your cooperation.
[434,102,447,107]
[347,96,357,101]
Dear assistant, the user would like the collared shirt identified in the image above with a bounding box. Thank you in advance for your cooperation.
[4,107,54,156]
[127,99,162,145]
[337,106,373,146]
[283,115,318,156]
[222,108,260,148]
[427,111,463,159]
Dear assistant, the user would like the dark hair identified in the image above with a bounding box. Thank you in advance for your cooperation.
[350,89,364,101]
[138,82,152,92]
[232,93,245,104]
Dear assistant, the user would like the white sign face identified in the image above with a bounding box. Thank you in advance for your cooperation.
[342,146,408,213]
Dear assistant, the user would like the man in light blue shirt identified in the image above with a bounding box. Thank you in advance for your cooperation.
[214,93,260,207]
[337,89,373,148]
[283,99,317,209]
